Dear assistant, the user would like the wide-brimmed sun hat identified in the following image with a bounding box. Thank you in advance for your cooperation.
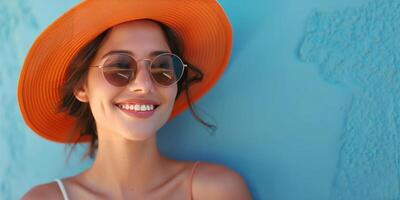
[17,0,232,143]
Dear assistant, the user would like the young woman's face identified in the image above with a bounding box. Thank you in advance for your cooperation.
[76,20,177,141]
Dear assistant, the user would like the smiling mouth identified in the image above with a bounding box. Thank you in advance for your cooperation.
[115,103,160,112]
[114,103,159,119]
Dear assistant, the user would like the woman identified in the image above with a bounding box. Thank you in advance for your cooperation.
[19,1,252,199]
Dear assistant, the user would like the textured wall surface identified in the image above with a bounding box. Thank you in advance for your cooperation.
[299,0,400,199]
[0,1,90,200]
[0,1,38,199]
[2,0,398,200]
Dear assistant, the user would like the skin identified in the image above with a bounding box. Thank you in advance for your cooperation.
[21,20,252,200]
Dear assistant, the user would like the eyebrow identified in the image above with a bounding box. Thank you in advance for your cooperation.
[101,49,171,59]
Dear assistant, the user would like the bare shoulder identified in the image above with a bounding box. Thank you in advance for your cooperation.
[20,181,63,200]
[192,162,252,200]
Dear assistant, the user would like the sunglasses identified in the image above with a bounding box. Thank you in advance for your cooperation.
[89,52,187,87]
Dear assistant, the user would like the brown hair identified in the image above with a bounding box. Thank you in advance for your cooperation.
[58,19,216,163]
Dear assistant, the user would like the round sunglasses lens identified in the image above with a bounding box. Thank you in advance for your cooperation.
[151,54,184,86]
[102,54,136,87]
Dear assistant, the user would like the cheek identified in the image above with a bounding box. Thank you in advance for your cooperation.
[86,70,118,119]
[159,85,178,116]
[166,85,178,105]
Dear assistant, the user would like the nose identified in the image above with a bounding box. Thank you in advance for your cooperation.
[127,60,154,93]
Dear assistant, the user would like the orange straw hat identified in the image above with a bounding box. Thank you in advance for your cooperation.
[17,0,232,143]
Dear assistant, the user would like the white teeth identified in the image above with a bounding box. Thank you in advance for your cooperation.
[134,105,140,110]
[118,104,156,111]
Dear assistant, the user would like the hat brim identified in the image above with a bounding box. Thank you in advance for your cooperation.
[17,0,232,143]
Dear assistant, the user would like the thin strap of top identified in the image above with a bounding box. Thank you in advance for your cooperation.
[54,178,70,200]
[188,161,201,200]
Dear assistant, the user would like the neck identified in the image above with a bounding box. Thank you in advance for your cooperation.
[81,131,170,198]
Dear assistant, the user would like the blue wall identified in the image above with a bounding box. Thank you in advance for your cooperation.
[1,0,398,199]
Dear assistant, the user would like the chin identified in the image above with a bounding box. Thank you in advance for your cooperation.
[120,129,158,141]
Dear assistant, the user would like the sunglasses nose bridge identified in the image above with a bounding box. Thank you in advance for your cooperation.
[136,58,152,71]
[135,58,153,78]
[126,59,154,92]
[136,58,152,67]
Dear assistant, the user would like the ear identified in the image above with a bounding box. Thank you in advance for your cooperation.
[73,85,89,103]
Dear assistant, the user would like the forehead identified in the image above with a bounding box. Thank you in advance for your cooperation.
[97,20,171,57]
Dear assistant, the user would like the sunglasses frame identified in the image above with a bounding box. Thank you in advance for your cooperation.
[89,52,188,87]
